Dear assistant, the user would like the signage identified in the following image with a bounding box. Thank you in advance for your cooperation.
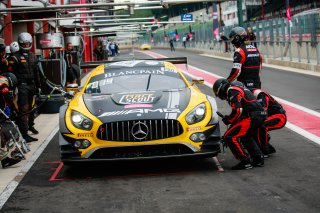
[181,14,193,22]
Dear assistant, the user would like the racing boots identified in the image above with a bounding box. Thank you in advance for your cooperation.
[263,144,276,158]
[267,144,276,155]
[231,158,253,170]
[29,126,39,135]
[252,155,264,167]
[22,134,38,143]
[1,157,21,168]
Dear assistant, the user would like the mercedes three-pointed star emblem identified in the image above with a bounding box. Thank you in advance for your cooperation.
[131,121,149,140]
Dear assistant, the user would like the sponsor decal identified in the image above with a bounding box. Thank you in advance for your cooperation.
[40,39,51,44]
[98,108,181,117]
[160,67,178,73]
[181,14,193,21]
[104,69,165,78]
[124,104,153,109]
[186,126,201,132]
[119,93,156,104]
[246,45,256,49]
[247,53,260,57]
[245,82,254,87]
[233,63,242,69]
[77,133,93,137]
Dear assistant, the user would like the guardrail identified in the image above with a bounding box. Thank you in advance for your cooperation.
[152,39,320,65]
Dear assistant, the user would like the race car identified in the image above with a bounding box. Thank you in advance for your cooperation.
[59,57,221,164]
[140,43,151,50]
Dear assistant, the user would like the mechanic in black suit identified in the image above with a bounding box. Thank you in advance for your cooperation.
[5,32,41,142]
[227,27,262,90]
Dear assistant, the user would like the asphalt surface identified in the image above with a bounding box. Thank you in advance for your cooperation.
[1,49,320,213]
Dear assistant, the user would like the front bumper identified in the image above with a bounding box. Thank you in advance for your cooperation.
[60,123,221,164]
[60,141,221,164]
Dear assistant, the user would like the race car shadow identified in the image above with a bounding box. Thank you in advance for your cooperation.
[51,158,221,181]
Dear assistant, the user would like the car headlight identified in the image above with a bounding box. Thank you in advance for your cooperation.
[71,111,93,130]
[185,103,206,125]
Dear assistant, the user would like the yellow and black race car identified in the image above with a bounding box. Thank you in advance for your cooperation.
[140,43,151,50]
[59,57,221,164]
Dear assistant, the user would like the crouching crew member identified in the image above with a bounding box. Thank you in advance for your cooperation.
[213,78,266,170]
[253,89,287,157]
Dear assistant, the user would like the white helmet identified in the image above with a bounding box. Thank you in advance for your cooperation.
[10,42,19,53]
[18,32,33,51]
[5,46,10,54]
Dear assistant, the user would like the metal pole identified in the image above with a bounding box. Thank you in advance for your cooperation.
[272,41,275,59]
[280,41,283,61]
[297,42,301,62]
[288,20,292,61]
[316,42,320,65]
[237,0,243,26]
[0,2,151,13]
[262,0,265,20]
[306,42,310,63]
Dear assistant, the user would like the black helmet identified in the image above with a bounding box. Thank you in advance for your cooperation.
[229,27,247,47]
[1,72,18,90]
[213,78,230,100]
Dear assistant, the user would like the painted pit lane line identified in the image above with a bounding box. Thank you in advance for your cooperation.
[140,50,320,145]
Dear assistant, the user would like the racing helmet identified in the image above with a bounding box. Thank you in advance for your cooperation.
[18,32,33,51]
[229,27,247,47]
[10,41,19,53]
[5,46,11,54]
[1,72,18,90]
[213,78,230,100]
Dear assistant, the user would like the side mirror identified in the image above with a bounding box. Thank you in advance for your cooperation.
[192,77,204,84]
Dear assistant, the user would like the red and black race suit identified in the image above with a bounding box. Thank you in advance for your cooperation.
[227,44,262,90]
[223,85,266,160]
[253,89,287,153]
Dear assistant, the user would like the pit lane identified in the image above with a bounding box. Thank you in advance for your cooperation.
[1,49,320,212]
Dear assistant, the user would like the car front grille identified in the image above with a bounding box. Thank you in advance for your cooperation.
[89,144,194,159]
[97,119,183,142]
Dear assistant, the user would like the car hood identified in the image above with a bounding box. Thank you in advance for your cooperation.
[82,88,191,123]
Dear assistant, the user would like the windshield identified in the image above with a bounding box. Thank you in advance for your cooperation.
[85,66,187,94]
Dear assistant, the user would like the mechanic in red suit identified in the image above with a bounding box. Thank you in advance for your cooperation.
[252,89,287,157]
[213,78,266,170]
[227,27,262,90]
